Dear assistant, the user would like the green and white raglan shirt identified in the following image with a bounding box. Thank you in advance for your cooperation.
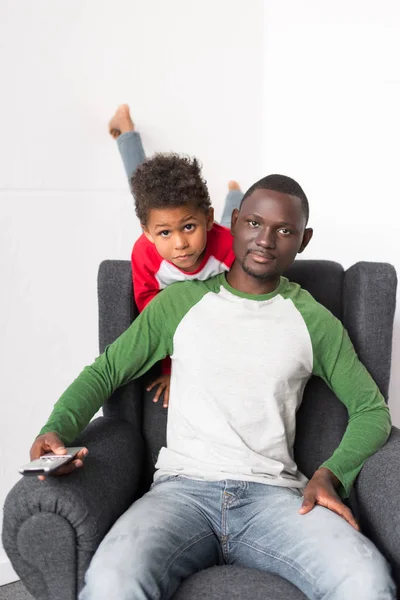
[40,273,391,497]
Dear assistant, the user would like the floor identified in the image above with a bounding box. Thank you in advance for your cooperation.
[0,581,34,600]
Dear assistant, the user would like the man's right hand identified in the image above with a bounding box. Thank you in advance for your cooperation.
[30,432,88,481]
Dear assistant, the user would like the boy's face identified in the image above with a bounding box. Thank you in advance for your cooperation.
[230,189,313,282]
[143,204,214,272]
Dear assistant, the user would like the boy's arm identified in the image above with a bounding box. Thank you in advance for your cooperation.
[131,240,162,312]
[39,294,173,445]
[312,309,391,497]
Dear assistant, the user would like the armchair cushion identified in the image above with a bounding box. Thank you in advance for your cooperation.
[171,566,307,600]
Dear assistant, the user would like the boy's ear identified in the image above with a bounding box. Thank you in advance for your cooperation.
[206,207,214,231]
[298,227,313,253]
[230,208,239,233]
[142,224,155,245]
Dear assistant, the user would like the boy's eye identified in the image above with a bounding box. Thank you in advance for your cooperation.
[160,230,171,238]
[248,220,260,228]
[278,228,292,235]
[183,224,195,232]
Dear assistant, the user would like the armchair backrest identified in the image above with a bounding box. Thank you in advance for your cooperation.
[98,259,397,484]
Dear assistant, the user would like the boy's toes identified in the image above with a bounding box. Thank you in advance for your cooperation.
[108,104,135,137]
[228,180,241,191]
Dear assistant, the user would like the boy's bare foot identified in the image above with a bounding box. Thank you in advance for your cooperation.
[228,180,241,191]
[108,104,135,139]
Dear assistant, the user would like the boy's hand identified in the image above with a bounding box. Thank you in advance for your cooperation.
[147,374,171,408]
[299,467,360,531]
[30,432,88,481]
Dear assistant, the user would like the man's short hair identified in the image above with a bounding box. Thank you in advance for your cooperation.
[131,153,211,225]
[241,174,309,224]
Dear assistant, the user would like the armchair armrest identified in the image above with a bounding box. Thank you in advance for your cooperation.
[356,426,400,585]
[2,416,144,600]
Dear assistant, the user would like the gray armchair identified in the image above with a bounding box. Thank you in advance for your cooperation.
[3,260,399,600]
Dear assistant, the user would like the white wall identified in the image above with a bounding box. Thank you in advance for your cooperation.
[0,0,264,584]
[263,1,400,423]
[1,0,400,587]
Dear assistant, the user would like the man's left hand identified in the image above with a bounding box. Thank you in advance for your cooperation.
[299,467,360,531]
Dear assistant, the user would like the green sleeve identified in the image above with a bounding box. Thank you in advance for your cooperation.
[305,299,391,497]
[39,282,194,444]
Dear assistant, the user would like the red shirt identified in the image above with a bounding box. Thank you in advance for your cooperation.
[131,222,235,313]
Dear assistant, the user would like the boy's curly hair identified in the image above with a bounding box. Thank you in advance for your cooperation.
[130,153,211,225]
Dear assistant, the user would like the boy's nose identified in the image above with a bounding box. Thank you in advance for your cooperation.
[174,235,188,249]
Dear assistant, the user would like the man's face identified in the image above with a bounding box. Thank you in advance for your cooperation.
[230,189,313,280]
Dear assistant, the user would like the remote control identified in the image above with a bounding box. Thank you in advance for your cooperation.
[19,447,85,475]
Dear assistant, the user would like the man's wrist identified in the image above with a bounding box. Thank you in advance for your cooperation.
[313,467,341,489]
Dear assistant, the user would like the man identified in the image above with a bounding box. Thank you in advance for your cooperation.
[31,174,396,599]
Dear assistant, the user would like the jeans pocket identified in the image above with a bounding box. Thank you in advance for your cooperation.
[152,474,181,488]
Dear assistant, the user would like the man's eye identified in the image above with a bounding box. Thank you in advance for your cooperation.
[279,228,292,235]
[160,230,170,237]
[184,224,195,232]
[248,220,260,228]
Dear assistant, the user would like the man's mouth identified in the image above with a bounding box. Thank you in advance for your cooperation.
[248,251,276,263]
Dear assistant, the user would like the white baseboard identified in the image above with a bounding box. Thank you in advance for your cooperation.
[0,556,19,587]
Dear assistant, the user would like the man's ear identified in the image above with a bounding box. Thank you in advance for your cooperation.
[142,224,155,245]
[206,207,214,231]
[230,208,239,233]
[298,227,313,253]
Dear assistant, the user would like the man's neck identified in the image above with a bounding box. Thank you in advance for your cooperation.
[225,265,280,296]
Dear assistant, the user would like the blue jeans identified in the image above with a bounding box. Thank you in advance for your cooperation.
[80,476,395,600]
[117,131,243,227]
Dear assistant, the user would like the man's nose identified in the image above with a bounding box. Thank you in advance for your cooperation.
[256,227,276,249]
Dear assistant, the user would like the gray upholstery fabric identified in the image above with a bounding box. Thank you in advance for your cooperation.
[2,259,398,600]
[171,566,307,600]
[356,426,400,584]
[98,260,143,428]
[2,418,144,599]
[285,259,344,319]
[97,260,164,489]
[1,580,34,600]
[16,514,76,600]
[343,262,397,399]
